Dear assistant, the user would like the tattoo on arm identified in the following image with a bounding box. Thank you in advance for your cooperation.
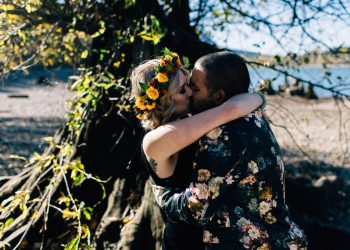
[149,158,158,173]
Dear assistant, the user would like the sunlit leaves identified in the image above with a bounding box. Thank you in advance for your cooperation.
[0,218,14,239]
[0,0,164,248]
[64,235,79,250]
[62,208,79,220]
[124,0,136,9]
[138,15,165,45]
[81,50,89,59]
[91,21,106,39]
[0,190,30,225]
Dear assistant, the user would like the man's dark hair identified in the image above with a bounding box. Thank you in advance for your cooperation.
[196,51,250,98]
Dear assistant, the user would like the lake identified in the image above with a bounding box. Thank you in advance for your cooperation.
[249,65,350,97]
[1,66,349,98]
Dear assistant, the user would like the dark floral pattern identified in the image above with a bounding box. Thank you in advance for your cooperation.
[153,109,308,249]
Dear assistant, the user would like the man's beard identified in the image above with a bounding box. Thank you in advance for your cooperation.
[190,97,217,115]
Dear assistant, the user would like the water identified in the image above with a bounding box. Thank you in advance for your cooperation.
[249,66,350,97]
[2,66,350,97]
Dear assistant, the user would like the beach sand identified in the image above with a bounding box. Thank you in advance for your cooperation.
[1,83,349,175]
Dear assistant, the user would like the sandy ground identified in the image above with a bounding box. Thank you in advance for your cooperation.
[265,96,350,168]
[0,83,73,175]
[1,83,350,176]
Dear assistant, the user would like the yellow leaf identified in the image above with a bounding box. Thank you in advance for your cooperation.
[31,211,38,220]
[81,225,90,239]
[122,216,132,224]
[62,209,79,219]
[113,61,121,68]
[81,50,88,59]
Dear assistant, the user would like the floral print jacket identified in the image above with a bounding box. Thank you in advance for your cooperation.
[153,109,308,250]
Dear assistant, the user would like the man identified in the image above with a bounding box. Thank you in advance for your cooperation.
[153,51,308,249]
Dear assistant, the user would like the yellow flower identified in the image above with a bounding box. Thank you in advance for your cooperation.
[164,55,173,62]
[156,73,169,83]
[172,52,179,58]
[146,102,156,110]
[146,87,160,100]
[135,96,147,110]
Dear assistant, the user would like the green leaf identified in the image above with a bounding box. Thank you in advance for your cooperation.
[106,71,115,80]
[100,75,111,82]
[83,209,92,221]
[64,235,80,250]
[212,10,222,17]
[4,218,14,228]
[182,56,190,68]
[100,183,107,200]
[125,0,136,9]
[72,172,85,186]
[163,47,171,56]
[139,82,149,92]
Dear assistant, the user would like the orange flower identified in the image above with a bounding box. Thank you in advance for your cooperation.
[176,58,182,67]
[136,113,144,120]
[146,102,156,110]
[146,87,159,100]
[160,59,166,66]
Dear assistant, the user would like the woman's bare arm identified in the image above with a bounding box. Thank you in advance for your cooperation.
[143,93,263,168]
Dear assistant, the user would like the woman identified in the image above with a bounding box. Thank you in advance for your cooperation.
[130,51,263,249]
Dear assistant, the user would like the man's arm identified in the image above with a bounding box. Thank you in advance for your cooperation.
[152,166,238,225]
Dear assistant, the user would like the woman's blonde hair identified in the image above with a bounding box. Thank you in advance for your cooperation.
[130,59,186,130]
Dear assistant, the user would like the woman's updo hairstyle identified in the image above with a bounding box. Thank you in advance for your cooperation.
[130,58,185,130]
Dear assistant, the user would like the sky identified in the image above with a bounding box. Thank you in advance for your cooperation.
[195,1,350,56]
[210,20,350,56]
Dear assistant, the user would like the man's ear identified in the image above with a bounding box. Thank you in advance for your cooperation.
[212,89,227,105]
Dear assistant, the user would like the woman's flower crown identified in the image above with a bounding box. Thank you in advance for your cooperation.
[134,48,182,119]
